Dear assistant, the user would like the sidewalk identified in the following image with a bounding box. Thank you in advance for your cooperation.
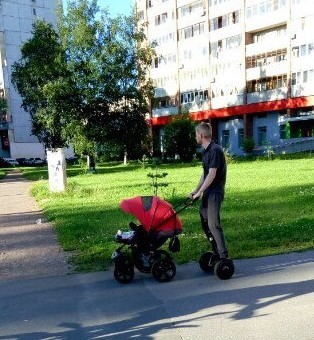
[0,170,72,280]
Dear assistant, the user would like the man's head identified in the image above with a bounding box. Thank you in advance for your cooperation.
[195,122,212,145]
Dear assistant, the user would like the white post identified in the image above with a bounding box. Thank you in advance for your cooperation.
[47,148,67,192]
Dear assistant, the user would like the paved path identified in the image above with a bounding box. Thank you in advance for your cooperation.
[0,171,72,279]
[0,251,313,339]
[0,170,313,339]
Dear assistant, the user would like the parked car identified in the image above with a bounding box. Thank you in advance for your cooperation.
[34,157,46,165]
[24,157,46,166]
[0,157,7,167]
[66,156,79,165]
[16,158,28,166]
[24,158,35,166]
[2,157,19,167]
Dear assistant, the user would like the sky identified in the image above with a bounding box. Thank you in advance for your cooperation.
[97,0,134,17]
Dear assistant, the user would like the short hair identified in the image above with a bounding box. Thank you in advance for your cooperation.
[196,122,212,139]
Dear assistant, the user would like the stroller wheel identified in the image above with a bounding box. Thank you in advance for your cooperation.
[199,251,220,273]
[114,255,134,284]
[214,259,235,280]
[151,257,176,282]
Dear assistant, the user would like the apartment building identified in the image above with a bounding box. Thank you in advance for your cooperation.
[136,0,314,155]
[0,0,60,159]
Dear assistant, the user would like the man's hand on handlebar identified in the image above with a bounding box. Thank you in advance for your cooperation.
[188,192,201,201]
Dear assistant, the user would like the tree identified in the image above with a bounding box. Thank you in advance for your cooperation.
[11,0,155,163]
[11,21,70,149]
[163,116,197,162]
[57,0,154,161]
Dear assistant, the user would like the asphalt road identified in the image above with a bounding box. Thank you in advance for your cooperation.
[1,250,313,340]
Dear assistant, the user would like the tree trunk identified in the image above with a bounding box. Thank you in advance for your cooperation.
[87,154,96,172]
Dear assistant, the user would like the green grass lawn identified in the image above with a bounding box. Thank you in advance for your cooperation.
[23,157,314,272]
[0,170,5,179]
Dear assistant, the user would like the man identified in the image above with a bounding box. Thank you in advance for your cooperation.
[189,122,228,259]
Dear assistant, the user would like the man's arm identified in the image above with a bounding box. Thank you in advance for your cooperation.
[192,168,217,200]
[189,172,204,198]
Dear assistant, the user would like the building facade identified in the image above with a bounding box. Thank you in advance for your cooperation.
[136,0,314,155]
[0,0,60,159]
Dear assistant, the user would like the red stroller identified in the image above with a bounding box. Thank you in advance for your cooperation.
[112,195,187,283]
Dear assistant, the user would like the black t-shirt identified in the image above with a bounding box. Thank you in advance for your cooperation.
[202,141,227,200]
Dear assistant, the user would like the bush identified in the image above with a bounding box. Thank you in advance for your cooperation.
[163,116,197,162]
[242,137,255,154]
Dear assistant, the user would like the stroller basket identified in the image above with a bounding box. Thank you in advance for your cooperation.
[115,230,135,244]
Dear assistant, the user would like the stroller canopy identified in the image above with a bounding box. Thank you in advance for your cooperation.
[120,196,182,236]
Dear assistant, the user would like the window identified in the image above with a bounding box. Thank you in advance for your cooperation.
[193,22,204,36]
[155,13,167,26]
[221,130,230,148]
[258,126,267,146]
[246,0,286,18]
[153,57,161,68]
[291,73,297,85]
[138,11,144,21]
[309,69,314,82]
[238,128,244,148]
[280,124,287,139]
[178,1,205,18]
[184,26,193,39]
[178,22,205,40]
[292,46,299,58]
[247,75,287,93]
[300,44,307,56]
[303,70,308,83]
[161,13,167,24]
[180,89,208,104]
[210,10,241,31]
[277,75,287,87]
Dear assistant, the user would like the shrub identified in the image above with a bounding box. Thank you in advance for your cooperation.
[242,137,255,154]
[163,116,197,162]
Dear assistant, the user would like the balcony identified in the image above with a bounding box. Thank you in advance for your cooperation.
[210,94,244,109]
[247,87,287,104]
[177,8,207,29]
[208,23,243,42]
[152,106,179,118]
[291,84,314,98]
[183,99,210,113]
[246,61,288,81]
[246,9,287,32]
[246,37,288,56]
[291,55,314,72]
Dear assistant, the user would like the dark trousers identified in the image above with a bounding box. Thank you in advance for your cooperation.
[199,192,228,258]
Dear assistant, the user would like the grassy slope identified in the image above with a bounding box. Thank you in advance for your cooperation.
[25,157,314,272]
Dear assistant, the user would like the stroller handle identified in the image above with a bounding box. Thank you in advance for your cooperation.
[171,197,196,215]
